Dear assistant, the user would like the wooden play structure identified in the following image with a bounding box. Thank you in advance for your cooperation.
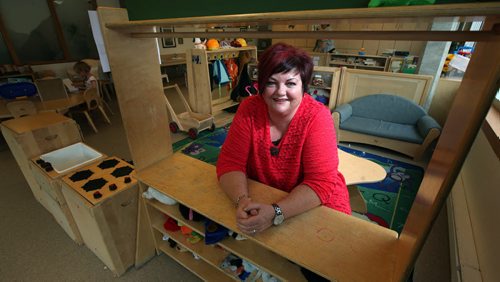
[163,84,214,139]
[96,3,500,281]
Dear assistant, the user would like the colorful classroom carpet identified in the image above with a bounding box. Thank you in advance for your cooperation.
[172,126,424,234]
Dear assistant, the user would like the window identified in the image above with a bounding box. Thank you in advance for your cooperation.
[0,0,98,65]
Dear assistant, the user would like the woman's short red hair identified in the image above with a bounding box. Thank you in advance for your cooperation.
[257,42,313,95]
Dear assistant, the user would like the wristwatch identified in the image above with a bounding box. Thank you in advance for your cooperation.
[272,203,284,226]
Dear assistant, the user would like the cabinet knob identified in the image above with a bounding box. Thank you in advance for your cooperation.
[44,134,58,141]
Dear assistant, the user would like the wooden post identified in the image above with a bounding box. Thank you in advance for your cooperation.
[97,8,172,171]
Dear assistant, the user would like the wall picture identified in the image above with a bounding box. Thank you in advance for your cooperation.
[161,27,176,48]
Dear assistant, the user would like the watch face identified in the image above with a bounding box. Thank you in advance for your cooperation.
[272,203,284,225]
[273,214,284,225]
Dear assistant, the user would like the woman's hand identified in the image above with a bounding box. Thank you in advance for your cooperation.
[236,199,275,235]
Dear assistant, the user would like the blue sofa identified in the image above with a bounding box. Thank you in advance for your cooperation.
[332,94,441,160]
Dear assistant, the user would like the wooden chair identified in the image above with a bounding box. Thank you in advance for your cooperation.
[97,80,114,115]
[6,100,37,118]
[82,59,115,113]
[68,87,111,133]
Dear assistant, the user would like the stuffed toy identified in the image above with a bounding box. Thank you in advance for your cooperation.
[193,38,207,49]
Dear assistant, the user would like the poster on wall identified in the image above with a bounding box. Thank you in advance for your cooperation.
[88,11,110,72]
[161,27,176,48]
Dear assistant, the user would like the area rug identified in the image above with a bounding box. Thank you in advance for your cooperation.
[172,127,424,234]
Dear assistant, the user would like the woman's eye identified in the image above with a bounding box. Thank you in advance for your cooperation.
[286,82,296,87]
[265,82,276,87]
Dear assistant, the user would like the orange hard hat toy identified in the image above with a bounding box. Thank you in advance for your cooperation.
[206,39,220,51]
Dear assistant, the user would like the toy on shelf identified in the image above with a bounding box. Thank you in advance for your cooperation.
[193,38,207,49]
[163,84,215,139]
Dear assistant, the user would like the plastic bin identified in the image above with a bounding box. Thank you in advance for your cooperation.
[40,142,103,174]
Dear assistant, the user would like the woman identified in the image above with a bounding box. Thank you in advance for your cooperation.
[216,43,350,236]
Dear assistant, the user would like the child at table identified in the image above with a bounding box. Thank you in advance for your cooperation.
[72,61,97,90]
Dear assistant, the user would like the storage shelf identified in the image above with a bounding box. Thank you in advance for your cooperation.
[151,221,232,275]
[212,99,239,113]
[147,200,306,281]
[329,53,389,72]
[155,233,234,282]
[309,85,332,90]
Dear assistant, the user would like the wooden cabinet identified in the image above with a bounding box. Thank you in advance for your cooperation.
[60,157,138,276]
[28,144,106,244]
[308,66,341,110]
[329,53,389,71]
[1,112,82,208]
[186,46,258,116]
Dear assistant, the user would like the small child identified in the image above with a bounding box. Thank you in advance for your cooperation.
[73,61,97,90]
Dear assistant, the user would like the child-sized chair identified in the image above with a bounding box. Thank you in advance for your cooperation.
[68,87,111,133]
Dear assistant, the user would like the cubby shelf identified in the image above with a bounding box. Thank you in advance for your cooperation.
[329,53,389,71]
[146,199,306,282]
[186,46,258,117]
[154,232,234,282]
[151,222,235,279]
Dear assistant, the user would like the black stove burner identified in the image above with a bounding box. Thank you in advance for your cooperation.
[111,166,133,178]
[98,159,120,169]
[70,170,94,182]
[82,178,108,192]
[109,184,117,191]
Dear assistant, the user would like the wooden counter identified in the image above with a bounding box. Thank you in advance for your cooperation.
[138,153,398,281]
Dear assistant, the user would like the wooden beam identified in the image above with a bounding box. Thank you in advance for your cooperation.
[394,15,500,280]
[0,14,20,64]
[132,30,499,42]
[46,0,71,60]
[482,107,500,159]
[97,8,172,171]
[105,3,500,31]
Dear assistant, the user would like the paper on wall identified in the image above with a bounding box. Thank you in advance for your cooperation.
[88,11,110,72]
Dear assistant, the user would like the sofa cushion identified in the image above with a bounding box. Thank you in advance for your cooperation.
[340,116,423,144]
[350,94,426,124]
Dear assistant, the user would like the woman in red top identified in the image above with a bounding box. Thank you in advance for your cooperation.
[216,43,350,236]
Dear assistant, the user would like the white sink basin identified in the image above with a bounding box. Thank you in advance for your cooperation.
[40,142,102,174]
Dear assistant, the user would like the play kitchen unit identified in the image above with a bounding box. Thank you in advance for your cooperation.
[29,142,106,244]
[60,156,138,276]
[1,112,138,276]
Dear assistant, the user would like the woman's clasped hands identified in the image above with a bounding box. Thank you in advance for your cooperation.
[236,197,274,235]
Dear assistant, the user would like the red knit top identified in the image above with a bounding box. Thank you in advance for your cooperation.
[216,94,351,214]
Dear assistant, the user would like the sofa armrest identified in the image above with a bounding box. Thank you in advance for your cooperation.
[417,115,441,138]
[333,104,353,124]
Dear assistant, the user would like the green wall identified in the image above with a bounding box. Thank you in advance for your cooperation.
[124,0,488,21]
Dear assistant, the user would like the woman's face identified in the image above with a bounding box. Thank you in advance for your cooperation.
[262,69,303,118]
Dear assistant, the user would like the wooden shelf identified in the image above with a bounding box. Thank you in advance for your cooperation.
[151,221,231,272]
[137,153,399,281]
[329,53,389,72]
[147,200,306,281]
[309,66,342,109]
[154,232,234,282]
[211,99,239,113]
[186,46,257,115]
